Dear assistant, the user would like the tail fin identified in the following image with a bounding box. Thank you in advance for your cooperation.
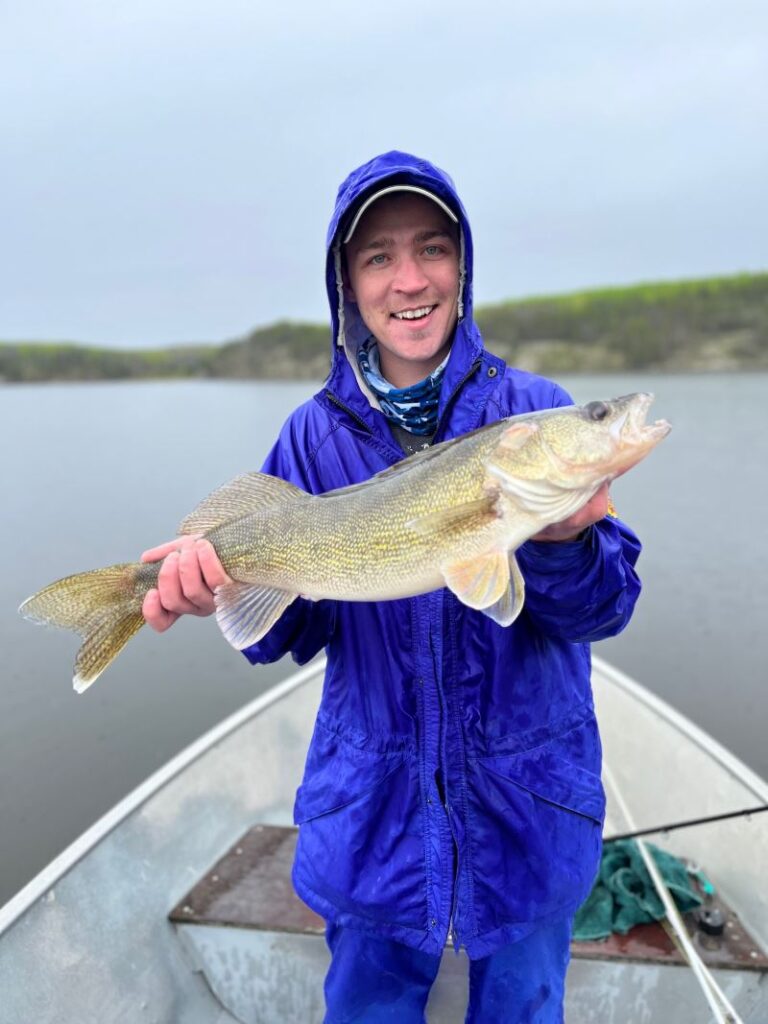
[19,564,146,693]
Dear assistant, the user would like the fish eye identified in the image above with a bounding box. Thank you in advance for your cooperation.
[585,401,610,422]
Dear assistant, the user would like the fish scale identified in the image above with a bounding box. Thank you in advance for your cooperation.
[19,394,669,690]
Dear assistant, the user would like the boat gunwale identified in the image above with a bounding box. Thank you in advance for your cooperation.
[592,655,768,803]
[0,657,327,936]
[1,654,765,940]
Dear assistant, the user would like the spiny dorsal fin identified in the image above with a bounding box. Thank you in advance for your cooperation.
[324,422,505,498]
[179,472,309,534]
[214,581,297,650]
[406,496,499,538]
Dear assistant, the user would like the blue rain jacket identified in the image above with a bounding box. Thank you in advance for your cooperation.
[244,151,642,959]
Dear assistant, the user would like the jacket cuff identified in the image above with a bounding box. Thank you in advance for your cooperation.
[519,525,596,572]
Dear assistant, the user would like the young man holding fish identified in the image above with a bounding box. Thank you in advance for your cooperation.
[142,153,643,1022]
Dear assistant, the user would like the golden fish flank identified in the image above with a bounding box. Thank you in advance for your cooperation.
[19,394,670,691]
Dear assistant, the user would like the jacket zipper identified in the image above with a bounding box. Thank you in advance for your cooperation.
[329,363,481,949]
[433,358,482,441]
[429,622,461,950]
[324,390,374,434]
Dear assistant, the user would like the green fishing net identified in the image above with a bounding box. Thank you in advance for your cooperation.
[572,839,703,941]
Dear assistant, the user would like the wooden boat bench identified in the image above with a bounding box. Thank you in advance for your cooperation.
[169,823,768,1024]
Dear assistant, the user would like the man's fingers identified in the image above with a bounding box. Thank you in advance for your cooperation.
[178,545,217,614]
[157,552,204,615]
[196,539,233,591]
[142,589,180,633]
[141,535,203,563]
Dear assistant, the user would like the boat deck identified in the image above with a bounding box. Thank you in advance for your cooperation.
[170,822,768,972]
[2,659,766,1023]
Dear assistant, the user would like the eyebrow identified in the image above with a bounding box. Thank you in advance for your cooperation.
[352,229,454,255]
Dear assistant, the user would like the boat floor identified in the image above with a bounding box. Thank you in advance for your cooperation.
[169,823,768,973]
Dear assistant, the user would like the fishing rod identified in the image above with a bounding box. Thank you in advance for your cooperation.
[603,764,745,1024]
[604,803,768,843]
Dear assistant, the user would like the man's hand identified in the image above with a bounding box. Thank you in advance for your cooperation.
[530,483,610,543]
[140,536,232,633]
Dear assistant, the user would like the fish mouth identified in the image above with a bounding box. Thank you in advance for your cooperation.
[612,393,671,472]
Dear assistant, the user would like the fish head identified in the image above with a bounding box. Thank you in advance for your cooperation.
[537,393,671,485]
[488,393,670,520]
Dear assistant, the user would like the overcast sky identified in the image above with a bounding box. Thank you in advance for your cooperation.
[2,0,766,348]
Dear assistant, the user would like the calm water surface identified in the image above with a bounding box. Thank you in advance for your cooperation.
[1,375,766,905]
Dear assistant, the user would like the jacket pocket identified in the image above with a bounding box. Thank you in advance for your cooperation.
[479,746,605,825]
[292,720,426,928]
[467,745,605,934]
[293,718,407,824]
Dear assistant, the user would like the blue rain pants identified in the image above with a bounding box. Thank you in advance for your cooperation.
[322,916,572,1023]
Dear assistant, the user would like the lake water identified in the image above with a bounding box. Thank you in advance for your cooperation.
[1,374,766,907]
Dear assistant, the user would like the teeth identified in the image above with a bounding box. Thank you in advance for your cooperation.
[394,306,434,320]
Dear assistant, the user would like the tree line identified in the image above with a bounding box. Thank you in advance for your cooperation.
[2,272,766,383]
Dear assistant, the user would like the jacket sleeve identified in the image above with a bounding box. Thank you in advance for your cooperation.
[514,381,643,643]
[516,518,642,643]
[240,413,336,667]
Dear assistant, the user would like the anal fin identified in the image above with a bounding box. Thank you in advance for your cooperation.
[214,582,297,650]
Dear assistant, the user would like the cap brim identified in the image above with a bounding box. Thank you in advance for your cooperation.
[342,185,458,244]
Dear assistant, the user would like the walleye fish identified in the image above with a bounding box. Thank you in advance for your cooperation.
[20,394,669,692]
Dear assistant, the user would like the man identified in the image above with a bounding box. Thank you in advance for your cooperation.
[142,152,641,1022]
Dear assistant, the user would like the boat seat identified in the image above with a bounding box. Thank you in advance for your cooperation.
[169,824,768,1024]
[170,823,324,937]
[170,823,767,968]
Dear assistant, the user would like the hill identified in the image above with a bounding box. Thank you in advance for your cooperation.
[1,272,766,382]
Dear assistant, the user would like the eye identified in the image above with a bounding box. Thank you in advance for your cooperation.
[423,244,443,256]
[368,253,388,266]
[585,401,610,422]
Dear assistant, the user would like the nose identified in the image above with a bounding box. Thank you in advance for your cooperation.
[392,254,429,294]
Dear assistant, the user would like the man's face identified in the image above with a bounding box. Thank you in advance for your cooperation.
[344,193,460,388]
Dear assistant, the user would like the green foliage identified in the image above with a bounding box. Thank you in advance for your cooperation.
[0,341,215,383]
[474,272,768,371]
[2,272,767,381]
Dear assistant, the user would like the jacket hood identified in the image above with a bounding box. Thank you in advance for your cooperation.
[324,151,483,411]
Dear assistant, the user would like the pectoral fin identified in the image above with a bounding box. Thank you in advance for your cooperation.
[481,553,525,627]
[443,550,525,628]
[496,420,539,451]
[442,549,510,611]
[214,582,297,650]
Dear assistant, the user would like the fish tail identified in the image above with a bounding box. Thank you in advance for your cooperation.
[19,562,157,693]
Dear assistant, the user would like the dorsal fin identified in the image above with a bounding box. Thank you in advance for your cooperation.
[321,422,502,499]
[178,472,309,534]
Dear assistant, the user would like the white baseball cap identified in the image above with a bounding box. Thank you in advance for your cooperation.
[342,185,458,244]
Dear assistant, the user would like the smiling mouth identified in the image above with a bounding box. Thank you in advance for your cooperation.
[392,305,436,321]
